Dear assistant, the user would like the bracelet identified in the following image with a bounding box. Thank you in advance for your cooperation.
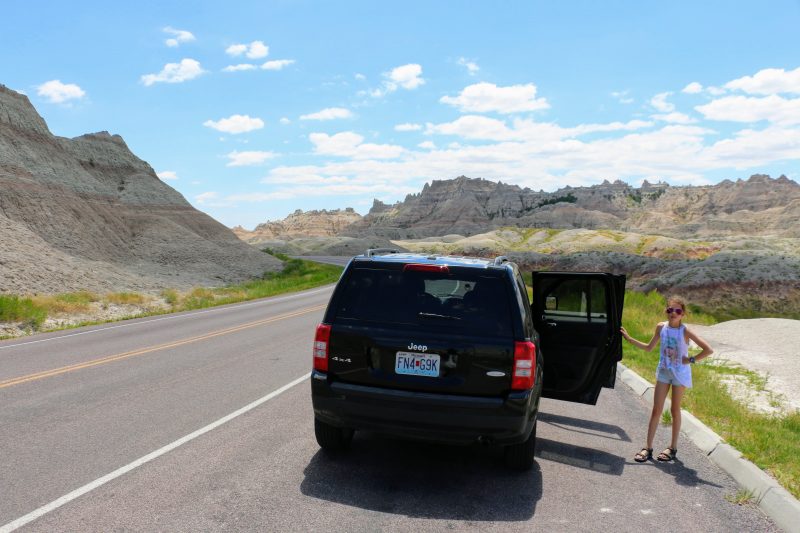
[689,356,696,364]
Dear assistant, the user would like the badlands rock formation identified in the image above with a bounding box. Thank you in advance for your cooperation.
[246,175,799,315]
[344,175,800,239]
[0,84,280,294]
[233,208,362,244]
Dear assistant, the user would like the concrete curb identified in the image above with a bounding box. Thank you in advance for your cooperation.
[617,362,800,533]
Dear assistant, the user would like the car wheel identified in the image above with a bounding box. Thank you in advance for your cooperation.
[504,419,537,470]
[314,417,354,451]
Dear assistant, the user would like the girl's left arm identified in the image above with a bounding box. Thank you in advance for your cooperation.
[684,327,714,363]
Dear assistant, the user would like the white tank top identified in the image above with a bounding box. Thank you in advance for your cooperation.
[658,323,692,387]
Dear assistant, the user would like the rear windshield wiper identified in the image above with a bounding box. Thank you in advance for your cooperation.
[417,312,461,321]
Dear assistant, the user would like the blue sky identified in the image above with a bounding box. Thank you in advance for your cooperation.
[3,0,800,229]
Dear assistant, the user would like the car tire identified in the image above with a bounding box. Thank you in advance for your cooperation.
[314,417,354,451]
[504,419,537,470]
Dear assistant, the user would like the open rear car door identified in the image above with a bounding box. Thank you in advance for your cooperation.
[532,272,626,405]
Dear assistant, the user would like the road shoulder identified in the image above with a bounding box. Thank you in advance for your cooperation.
[618,362,800,532]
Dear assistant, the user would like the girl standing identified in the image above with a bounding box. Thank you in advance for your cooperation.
[621,296,713,462]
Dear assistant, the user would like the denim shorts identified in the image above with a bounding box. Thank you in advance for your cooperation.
[656,366,682,386]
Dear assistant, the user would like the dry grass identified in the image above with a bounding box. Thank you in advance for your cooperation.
[31,291,99,314]
[103,292,147,305]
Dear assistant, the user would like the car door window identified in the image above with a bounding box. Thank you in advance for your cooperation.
[543,279,607,323]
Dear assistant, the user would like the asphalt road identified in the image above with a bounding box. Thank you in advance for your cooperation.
[0,283,778,532]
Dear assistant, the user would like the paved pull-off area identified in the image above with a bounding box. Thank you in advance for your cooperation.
[691,318,800,414]
[0,286,779,532]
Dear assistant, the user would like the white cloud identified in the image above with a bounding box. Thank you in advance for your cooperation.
[203,114,265,134]
[226,41,269,59]
[309,132,363,155]
[569,119,654,135]
[457,57,479,75]
[309,132,405,159]
[354,143,407,160]
[247,41,269,59]
[36,80,85,103]
[156,170,179,181]
[300,107,353,121]
[279,117,290,125]
[440,82,549,114]
[226,192,282,202]
[248,107,798,203]
[425,116,653,142]
[223,64,257,72]
[650,92,675,112]
[163,27,195,47]
[256,123,716,197]
[194,191,219,204]
[225,44,247,56]
[389,63,425,89]
[426,115,515,140]
[652,112,697,124]
[261,59,295,71]
[194,191,235,207]
[682,82,703,94]
[395,123,422,131]
[707,86,726,96]
[725,66,800,95]
[611,90,634,104]
[226,150,276,167]
[141,59,205,86]
[368,63,425,98]
[696,94,800,125]
[705,126,800,169]
[355,73,366,81]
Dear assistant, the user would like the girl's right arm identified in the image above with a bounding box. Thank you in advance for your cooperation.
[621,324,662,352]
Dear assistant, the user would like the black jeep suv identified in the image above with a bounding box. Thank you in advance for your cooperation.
[311,250,625,468]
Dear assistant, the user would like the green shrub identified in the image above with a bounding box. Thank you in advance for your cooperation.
[0,295,47,329]
[161,289,179,306]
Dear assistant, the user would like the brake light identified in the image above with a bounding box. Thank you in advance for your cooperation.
[403,263,450,273]
[313,323,331,372]
[512,341,536,390]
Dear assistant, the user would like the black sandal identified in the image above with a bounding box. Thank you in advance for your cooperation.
[634,447,653,462]
[657,447,677,461]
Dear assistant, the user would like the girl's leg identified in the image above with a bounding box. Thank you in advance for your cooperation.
[669,385,686,449]
[647,381,671,448]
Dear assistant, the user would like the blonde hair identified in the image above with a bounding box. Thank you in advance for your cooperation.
[666,294,687,314]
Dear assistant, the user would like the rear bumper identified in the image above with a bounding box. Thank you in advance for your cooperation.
[310,370,538,445]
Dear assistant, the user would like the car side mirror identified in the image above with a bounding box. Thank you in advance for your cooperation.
[545,295,558,310]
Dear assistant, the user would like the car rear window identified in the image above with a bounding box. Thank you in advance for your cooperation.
[332,267,513,337]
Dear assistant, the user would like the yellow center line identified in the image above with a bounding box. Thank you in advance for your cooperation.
[0,304,327,390]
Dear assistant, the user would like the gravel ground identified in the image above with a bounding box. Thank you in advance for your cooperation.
[691,318,800,414]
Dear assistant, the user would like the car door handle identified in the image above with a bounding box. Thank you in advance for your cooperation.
[545,320,557,328]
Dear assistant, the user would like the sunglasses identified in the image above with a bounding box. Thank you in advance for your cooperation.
[665,307,684,315]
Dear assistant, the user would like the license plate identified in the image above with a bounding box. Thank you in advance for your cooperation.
[395,351,440,377]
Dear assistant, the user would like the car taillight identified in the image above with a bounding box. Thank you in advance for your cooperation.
[403,263,450,273]
[313,323,331,372]
[512,341,536,390]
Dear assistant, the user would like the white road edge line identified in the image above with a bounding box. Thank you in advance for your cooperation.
[0,372,311,533]
[0,287,333,351]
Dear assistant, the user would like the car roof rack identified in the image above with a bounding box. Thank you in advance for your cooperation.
[366,248,401,257]
[493,256,509,266]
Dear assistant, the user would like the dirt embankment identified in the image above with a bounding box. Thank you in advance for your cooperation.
[0,84,281,295]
